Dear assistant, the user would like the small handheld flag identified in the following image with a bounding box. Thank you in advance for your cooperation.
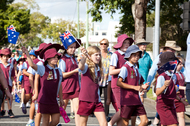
[59,31,81,49]
[15,93,20,103]
[157,60,178,75]
[7,25,20,44]
[8,30,20,44]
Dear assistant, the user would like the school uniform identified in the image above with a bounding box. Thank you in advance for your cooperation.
[27,58,41,95]
[37,64,63,114]
[59,54,80,99]
[110,50,126,108]
[0,61,15,97]
[118,61,145,119]
[174,72,185,112]
[77,63,104,116]
[22,61,32,94]
[156,71,178,125]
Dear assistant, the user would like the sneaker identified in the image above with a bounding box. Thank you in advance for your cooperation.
[69,113,75,119]
[21,103,27,114]
[147,119,152,125]
[0,110,6,117]
[57,123,62,126]
[26,121,35,126]
[26,102,30,108]
[107,117,111,122]
[20,103,22,108]
[8,109,14,118]
[135,116,141,125]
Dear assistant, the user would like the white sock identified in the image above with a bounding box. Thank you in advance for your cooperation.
[28,119,34,123]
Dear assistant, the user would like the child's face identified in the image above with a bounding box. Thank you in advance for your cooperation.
[128,52,140,64]
[30,55,37,61]
[67,43,77,55]
[48,55,59,66]
[90,51,101,64]
[176,60,184,72]
[2,55,9,62]
[120,39,130,52]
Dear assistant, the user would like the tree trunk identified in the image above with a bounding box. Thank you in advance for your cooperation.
[132,0,148,40]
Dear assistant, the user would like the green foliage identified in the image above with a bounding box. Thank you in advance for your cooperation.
[41,19,86,44]
[0,2,30,47]
[88,0,189,50]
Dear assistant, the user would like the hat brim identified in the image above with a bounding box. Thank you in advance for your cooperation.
[76,39,81,48]
[124,50,142,60]
[113,38,134,49]
[157,58,179,67]
[39,44,65,59]
[135,42,151,45]
[43,53,61,65]
[162,45,181,51]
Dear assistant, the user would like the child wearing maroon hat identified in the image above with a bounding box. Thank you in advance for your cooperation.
[117,45,149,126]
[58,39,81,126]
[0,48,15,118]
[78,46,107,126]
[109,34,134,126]
[22,45,64,126]
[155,52,186,126]
[174,56,189,126]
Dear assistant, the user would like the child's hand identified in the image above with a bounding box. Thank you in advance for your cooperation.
[141,83,149,90]
[164,80,171,87]
[139,91,145,96]
[181,98,189,106]
[60,100,65,109]
[21,46,29,56]
[80,47,88,57]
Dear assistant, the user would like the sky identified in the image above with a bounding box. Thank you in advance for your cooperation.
[13,0,122,30]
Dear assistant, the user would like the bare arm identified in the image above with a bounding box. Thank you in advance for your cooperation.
[106,81,111,105]
[62,68,78,78]
[117,77,142,91]
[21,47,37,71]
[156,80,170,96]
[109,66,121,75]
[22,69,30,77]
[32,74,40,101]
[29,74,34,90]
[0,67,13,102]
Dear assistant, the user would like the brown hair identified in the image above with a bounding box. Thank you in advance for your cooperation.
[99,38,109,47]
[86,46,103,82]
[152,73,159,93]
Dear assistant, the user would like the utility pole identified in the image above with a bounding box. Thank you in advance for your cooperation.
[77,0,80,39]
[154,0,160,60]
[86,1,89,48]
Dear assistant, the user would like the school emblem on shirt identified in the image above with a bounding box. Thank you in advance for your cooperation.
[131,71,136,79]
[47,71,53,80]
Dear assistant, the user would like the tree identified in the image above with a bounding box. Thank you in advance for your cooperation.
[0,4,30,47]
[41,19,86,44]
[87,0,188,50]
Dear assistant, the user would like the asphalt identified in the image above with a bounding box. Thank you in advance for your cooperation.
[0,95,190,126]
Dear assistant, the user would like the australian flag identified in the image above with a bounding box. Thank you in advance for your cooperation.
[157,60,178,75]
[15,93,20,103]
[59,31,77,49]
[7,25,20,44]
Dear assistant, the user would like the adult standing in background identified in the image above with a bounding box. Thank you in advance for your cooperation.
[135,39,152,102]
[99,38,112,119]
[14,50,21,61]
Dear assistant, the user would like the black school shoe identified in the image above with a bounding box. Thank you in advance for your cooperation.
[8,109,14,118]
[0,110,6,117]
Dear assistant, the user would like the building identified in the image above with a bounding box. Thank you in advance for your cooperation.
[80,21,121,51]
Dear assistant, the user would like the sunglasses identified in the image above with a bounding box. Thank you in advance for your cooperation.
[100,43,107,45]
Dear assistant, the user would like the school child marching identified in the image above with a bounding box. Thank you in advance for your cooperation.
[59,32,81,126]
[155,52,188,126]
[0,49,15,118]
[117,45,149,126]
[21,43,65,126]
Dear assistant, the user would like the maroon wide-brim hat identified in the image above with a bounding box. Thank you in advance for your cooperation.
[43,48,61,65]
[113,34,134,49]
[35,43,48,56]
[0,48,11,57]
[39,43,64,59]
